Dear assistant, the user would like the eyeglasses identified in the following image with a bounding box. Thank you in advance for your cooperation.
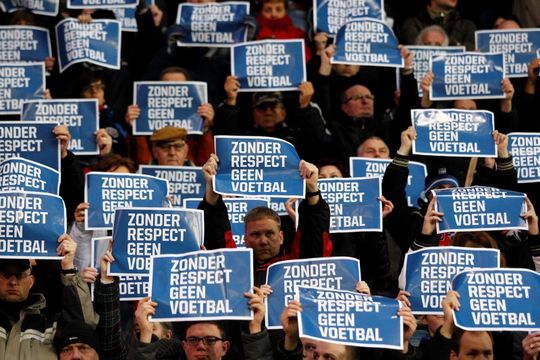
[344,94,375,103]
[185,336,224,346]
[0,270,32,280]
[82,82,105,93]
[156,141,186,151]
[60,344,95,355]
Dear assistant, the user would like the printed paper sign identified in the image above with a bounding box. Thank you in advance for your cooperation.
[266,257,361,329]
[0,157,59,195]
[0,191,65,259]
[112,7,138,32]
[476,29,540,78]
[21,99,99,155]
[350,157,427,208]
[213,136,305,198]
[139,165,205,206]
[84,172,169,230]
[452,268,540,331]
[403,247,500,314]
[508,132,540,184]
[313,0,383,35]
[224,198,269,247]
[430,52,505,100]
[332,18,403,67]
[405,46,466,96]
[412,109,496,157]
[231,39,306,91]
[0,0,59,16]
[68,0,138,9]
[319,177,382,233]
[0,26,51,63]
[0,122,59,171]
[109,207,203,276]
[0,63,45,114]
[91,237,149,301]
[433,186,527,233]
[176,2,249,46]
[298,287,403,349]
[133,81,206,135]
[149,249,254,321]
[55,18,121,73]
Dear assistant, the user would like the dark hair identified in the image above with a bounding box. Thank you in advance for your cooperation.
[243,207,281,232]
[74,71,106,97]
[453,329,493,355]
[9,9,36,25]
[258,0,287,11]
[93,154,137,173]
[160,67,190,81]
[316,158,349,177]
[185,321,227,340]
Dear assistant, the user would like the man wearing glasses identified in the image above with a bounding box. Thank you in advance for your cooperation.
[149,126,191,166]
[182,322,230,360]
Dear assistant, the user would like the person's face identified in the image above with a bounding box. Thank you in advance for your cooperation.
[357,138,390,158]
[182,323,229,360]
[319,165,343,179]
[302,339,318,360]
[431,0,457,11]
[332,64,361,77]
[451,331,493,360]
[454,100,477,110]
[341,85,375,118]
[59,343,99,360]
[161,72,188,82]
[245,218,283,262]
[0,266,34,302]
[261,0,287,19]
[308,340,347,360]
[152,140,189,166]
[421,30,446,46]
[253,103,286,132]
[81,80,106,107]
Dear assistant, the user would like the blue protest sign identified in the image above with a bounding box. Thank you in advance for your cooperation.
[476,29,540,78]
[405,46,466,97]
[403,247,500,315]
[21,99,99,155]
[0,26,51,63]
[313,0,383,36]
[231,39,306,91]
[149,249,254,321]
[268,197,291,216]
[214,135,305,197]
[266,257,361,329]
[298,287,403,349]
[0,0,59,16]
[430,52,505,100]
[112,7,138,32]
[332,18,403,67]
[0,157,59,195]
[0,191,65,259]
[68,0,137,9]
[433,186,527,233]
[176,2,249,47]
[91,236,150,301]
[110,207,203,276]
[139,165,205,207]
[224,198,269,247]
[182,198,202,209]
[452,268,540,331]
[133,81,206,135]
[85,172,169,230]
[55,19,121,73]
[0,122,60,171]
[508,132,540,184]
[0,63,45,114]
[349,157,427,208]
[319,177,382,233]
[412,109,496,157]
